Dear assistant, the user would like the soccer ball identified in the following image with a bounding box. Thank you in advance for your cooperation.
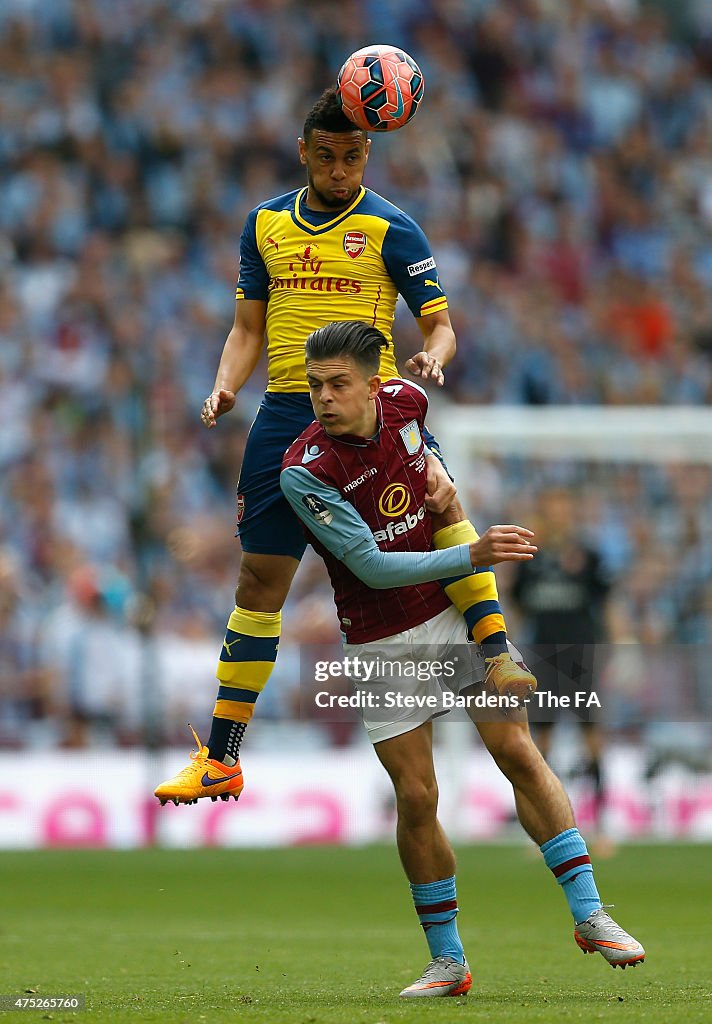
[337,44,424,132]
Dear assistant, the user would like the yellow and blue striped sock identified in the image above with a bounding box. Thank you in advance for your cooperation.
[410,876,465,964]
[207,607,281,763]
[433,521,507,651]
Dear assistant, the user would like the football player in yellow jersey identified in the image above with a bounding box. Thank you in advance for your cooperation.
[155,89,535,806]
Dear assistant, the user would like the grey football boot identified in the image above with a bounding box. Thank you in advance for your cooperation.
[399,956,472,997]
[574,908,645,968]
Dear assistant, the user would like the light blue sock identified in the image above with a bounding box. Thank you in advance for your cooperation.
[410,876,465,964]
[541,827,603,924]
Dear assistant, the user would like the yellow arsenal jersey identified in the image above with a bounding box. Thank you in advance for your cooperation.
[236,186,448,392]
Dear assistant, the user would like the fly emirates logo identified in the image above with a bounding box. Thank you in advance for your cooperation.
[269,251,362,294]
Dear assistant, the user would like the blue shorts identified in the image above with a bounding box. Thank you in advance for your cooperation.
[236,393,315,558]
[236,392,449,560]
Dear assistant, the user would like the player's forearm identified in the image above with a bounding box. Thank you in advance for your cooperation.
[212,325,265,395]
[421,322,456,367]
[343,537,472,589]
[418,308,456,368]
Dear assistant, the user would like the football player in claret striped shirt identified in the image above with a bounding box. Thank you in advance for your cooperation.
[279,321,645,996]
[155,87,532,807]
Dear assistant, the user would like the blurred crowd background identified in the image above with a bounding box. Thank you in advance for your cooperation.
[2,0,712,758]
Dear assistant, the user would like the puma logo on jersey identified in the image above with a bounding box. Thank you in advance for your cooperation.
[266,236,285,251]
[424,277,442,292]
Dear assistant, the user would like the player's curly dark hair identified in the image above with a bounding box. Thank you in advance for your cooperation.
[305,321,389,375]
[303,87,364,140]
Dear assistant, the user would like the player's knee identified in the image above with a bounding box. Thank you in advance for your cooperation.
[235,559,286,610]
[394,775,439,825]
[490,726,542,780]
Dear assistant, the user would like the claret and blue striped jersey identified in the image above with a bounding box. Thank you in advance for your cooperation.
[236,186,448,393]
[280,379,471,643]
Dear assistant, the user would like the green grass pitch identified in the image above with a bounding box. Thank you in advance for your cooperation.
[1,844,710,1022]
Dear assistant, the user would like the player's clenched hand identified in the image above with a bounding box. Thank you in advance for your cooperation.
[404,351,445,386]
[469,525,537,567]
[201,389,236,428]
[424,455,456,514]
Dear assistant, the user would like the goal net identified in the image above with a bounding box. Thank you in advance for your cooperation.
[428,404,712,838]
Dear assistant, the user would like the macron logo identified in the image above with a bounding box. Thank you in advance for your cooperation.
[343,467,378,493]
[302,444,324,465]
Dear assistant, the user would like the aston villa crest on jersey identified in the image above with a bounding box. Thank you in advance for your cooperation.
[399,419,421,455]
[343,230,367,258]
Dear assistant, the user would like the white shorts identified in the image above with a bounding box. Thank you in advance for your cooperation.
[342,605,485,744]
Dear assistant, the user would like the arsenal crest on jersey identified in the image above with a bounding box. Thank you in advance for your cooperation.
[343,230,367,259]
[236,494,245,524]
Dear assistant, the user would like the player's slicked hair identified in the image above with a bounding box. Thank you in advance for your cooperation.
[305,321,389,375]
[303,87,364,140]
